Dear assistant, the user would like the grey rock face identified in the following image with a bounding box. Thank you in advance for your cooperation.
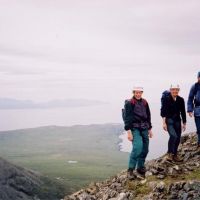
[0,157,42,200]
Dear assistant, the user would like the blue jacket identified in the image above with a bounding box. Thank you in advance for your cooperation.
[187,82,200,116]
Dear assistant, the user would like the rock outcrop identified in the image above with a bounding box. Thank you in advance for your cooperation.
[0,157,42,200]
[0,157,65,200]
[64,133,200,200]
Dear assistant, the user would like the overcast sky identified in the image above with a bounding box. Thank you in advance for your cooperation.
[0,0,200,103]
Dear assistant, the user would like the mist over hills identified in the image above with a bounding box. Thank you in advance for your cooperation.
[0,98,108,109]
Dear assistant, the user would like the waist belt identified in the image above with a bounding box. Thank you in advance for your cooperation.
[132,122,149,129]
[195,103,200,107]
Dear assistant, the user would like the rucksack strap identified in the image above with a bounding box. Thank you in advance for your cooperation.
[128,98,147,107]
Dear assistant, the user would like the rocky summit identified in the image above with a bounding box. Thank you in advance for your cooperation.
[64,133,200,200]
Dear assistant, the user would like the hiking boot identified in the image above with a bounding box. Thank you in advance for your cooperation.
[135,171,145,180]
[196,144,200,151]
[127,169,136,180]
[165,153,174,162]
[137,167,146,177]
[173,154,183,162]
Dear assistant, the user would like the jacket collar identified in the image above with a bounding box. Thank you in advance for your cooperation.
[132,96,142,101]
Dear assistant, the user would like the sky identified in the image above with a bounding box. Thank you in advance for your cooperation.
[0,0,200,104]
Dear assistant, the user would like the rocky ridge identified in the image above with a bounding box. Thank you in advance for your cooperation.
[64,133,200,200]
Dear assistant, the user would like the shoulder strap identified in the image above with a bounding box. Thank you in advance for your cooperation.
[128,98,147,107]
[142,98,147,106]
[129,98,136,105]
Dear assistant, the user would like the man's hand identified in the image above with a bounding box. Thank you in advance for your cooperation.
[148,130,153,138]
[127,130,133,141]
[163,122,168,132]
[188,112,193,118]
[182,123,186,132]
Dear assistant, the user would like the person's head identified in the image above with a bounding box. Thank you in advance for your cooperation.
[170,84,180,98]
[197,71,200,83]
[133,86,144,100]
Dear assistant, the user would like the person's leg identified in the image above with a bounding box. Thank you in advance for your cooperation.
[195,117,200,145]
[173,120,182,155]
[128,128,143,170]
[166,119,178,155]
[137,129,149,170]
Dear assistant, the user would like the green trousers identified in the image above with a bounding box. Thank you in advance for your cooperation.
[128,128,149,170]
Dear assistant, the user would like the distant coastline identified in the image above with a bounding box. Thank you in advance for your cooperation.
[0,98,108,109]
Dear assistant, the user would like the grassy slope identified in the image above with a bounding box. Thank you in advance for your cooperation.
[0,124,128,194]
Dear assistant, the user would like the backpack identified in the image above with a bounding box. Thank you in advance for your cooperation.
[122,98,147,122]
[161,90,171,110]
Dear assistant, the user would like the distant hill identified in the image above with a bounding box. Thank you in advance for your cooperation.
[0,157,66,200]
[0,98,108,109]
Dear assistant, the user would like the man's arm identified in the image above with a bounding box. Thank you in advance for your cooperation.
[146,102,153,138]
[123,100,134,141]
[146,102,152,130]
[181,98,187,124]
[187,85,195,115]
[161,98,168,131]
[124,101,133,131]
[161,97,167,118]
[181,98,187,132]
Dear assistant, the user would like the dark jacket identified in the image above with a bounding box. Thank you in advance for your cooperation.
[187,82,200,116]
[123,97,152,131]
[161,95,186,124]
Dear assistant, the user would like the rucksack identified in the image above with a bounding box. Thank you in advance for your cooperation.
[122,98,147,122]
[161,90,171,110]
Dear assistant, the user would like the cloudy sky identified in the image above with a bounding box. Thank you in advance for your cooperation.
[0,0,200,104]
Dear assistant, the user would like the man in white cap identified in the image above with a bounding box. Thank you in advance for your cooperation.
[123,86,153,180]
[161,84,186,162]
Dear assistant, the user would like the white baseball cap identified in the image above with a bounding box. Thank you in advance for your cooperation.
[133,86,144,92]
[170,84,180,89]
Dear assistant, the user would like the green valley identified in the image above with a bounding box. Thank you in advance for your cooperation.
[0,124,128,194]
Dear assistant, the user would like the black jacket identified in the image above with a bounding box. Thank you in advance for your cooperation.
[161,95,186,124]
[123,97,152,131]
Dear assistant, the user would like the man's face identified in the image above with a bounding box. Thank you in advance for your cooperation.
[198,77,200,83]
[170,88,180,97]
[133,91,143,99]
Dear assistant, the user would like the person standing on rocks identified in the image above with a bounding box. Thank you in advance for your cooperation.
[187,71,200,149]
[161,84,187,162]
[123,86,153,180]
